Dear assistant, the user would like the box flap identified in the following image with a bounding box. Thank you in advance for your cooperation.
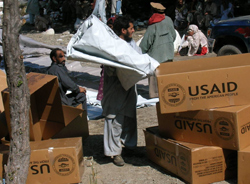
[30,137,82,150]
[211,104,250,113]
[39,120,65,140]
[27,72,57,95]
[156,54,250,76]
[62,105,85,124]
[146,126,223,151]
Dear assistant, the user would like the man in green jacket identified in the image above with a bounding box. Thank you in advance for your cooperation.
[139,2,176,98]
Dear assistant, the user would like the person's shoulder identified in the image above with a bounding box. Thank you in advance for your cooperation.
[164,16,172,21]
[47,63,62,73]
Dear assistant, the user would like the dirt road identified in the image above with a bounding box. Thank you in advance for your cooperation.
[23,27,236,184]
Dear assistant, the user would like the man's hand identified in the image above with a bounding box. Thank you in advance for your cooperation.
[79,86,86,94]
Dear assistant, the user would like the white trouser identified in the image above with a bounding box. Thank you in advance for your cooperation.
[104,113,137,156]
[111,0,122,15]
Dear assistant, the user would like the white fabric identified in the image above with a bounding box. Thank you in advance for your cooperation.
[104,114,137,156]
[92,0,107,23]
[67,15,159,91]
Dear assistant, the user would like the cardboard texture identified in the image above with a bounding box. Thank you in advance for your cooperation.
[144,127,231,184]
[238,146,250,184]
[0,144,9,179]
[27,137,84,184]
[156,54,250,114]
[0,70,7,113]
[1,72,89,141]
[53,105,89,141]
[0,70,8,139]
[156,102,250,150]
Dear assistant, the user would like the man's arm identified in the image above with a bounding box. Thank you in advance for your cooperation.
[53,66,81,94]
[139,25,155,54]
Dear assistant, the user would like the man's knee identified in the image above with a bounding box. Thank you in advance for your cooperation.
[76,92,87,110]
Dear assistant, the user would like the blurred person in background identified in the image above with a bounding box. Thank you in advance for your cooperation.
[26,0,40,25]
[178,24,208,56]
[139,2,176,98]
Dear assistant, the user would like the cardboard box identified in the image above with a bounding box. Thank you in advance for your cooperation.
[1,72,89,141]
[27,137,84,184]
[156,54,250,113]
[0,144,9,179]
[53,105,89,141]
[144,126,233,184]
[156,102,250,150]
[0,70,7,114]
[238,146,250,184]
[0,70,8,139]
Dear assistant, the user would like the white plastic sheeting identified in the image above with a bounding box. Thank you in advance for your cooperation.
[67,15,159,91]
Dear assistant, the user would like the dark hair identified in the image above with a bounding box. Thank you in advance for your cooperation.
[113,15,134,36]
[50,48,62,62]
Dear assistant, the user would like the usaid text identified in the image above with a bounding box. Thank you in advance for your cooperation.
[188,82,237,96]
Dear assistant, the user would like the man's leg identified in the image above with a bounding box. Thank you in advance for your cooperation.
[104,114,124,157]
[68,92,87,110]
[120,115,137,150]
[29,14,35,25]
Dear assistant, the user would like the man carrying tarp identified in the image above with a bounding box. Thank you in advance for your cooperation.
[66,14,159,165]
[101,16,141,166]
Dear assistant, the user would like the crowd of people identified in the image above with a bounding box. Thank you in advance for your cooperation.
[24,0,241,56]
[174,0,234,32]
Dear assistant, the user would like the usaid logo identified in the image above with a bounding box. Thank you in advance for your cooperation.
[162,83,186,107]
[214,117,235,140]
[53,154,76,176]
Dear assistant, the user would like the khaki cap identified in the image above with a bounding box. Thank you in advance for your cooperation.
[150,2,166,13]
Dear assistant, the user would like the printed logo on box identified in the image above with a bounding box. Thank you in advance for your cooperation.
[162,83,186,107]
[154,147,177,167]
[179,152,190,175]
[53,154,76,176]
[241,122,250,134]
[214,117,235,140]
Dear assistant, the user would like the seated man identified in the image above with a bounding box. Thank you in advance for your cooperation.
[47,48,87,110]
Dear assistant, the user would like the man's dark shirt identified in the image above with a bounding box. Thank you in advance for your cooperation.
[47,62,80,106]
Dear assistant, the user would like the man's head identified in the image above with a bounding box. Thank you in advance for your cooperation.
[113,16,135,42]
[150,2,166,14]
[50,48,66,65]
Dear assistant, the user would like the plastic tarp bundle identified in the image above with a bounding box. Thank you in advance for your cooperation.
[67,15,159,90]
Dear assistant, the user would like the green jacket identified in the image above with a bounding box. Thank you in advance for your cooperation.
[140,16,176,63]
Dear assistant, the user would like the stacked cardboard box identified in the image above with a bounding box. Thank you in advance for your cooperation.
[0,72,89,183]
[1,72,89,141]
[0,137,84,183]
[144,54,250,183]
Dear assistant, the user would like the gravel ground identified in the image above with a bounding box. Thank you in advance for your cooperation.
[21,23,237,184]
